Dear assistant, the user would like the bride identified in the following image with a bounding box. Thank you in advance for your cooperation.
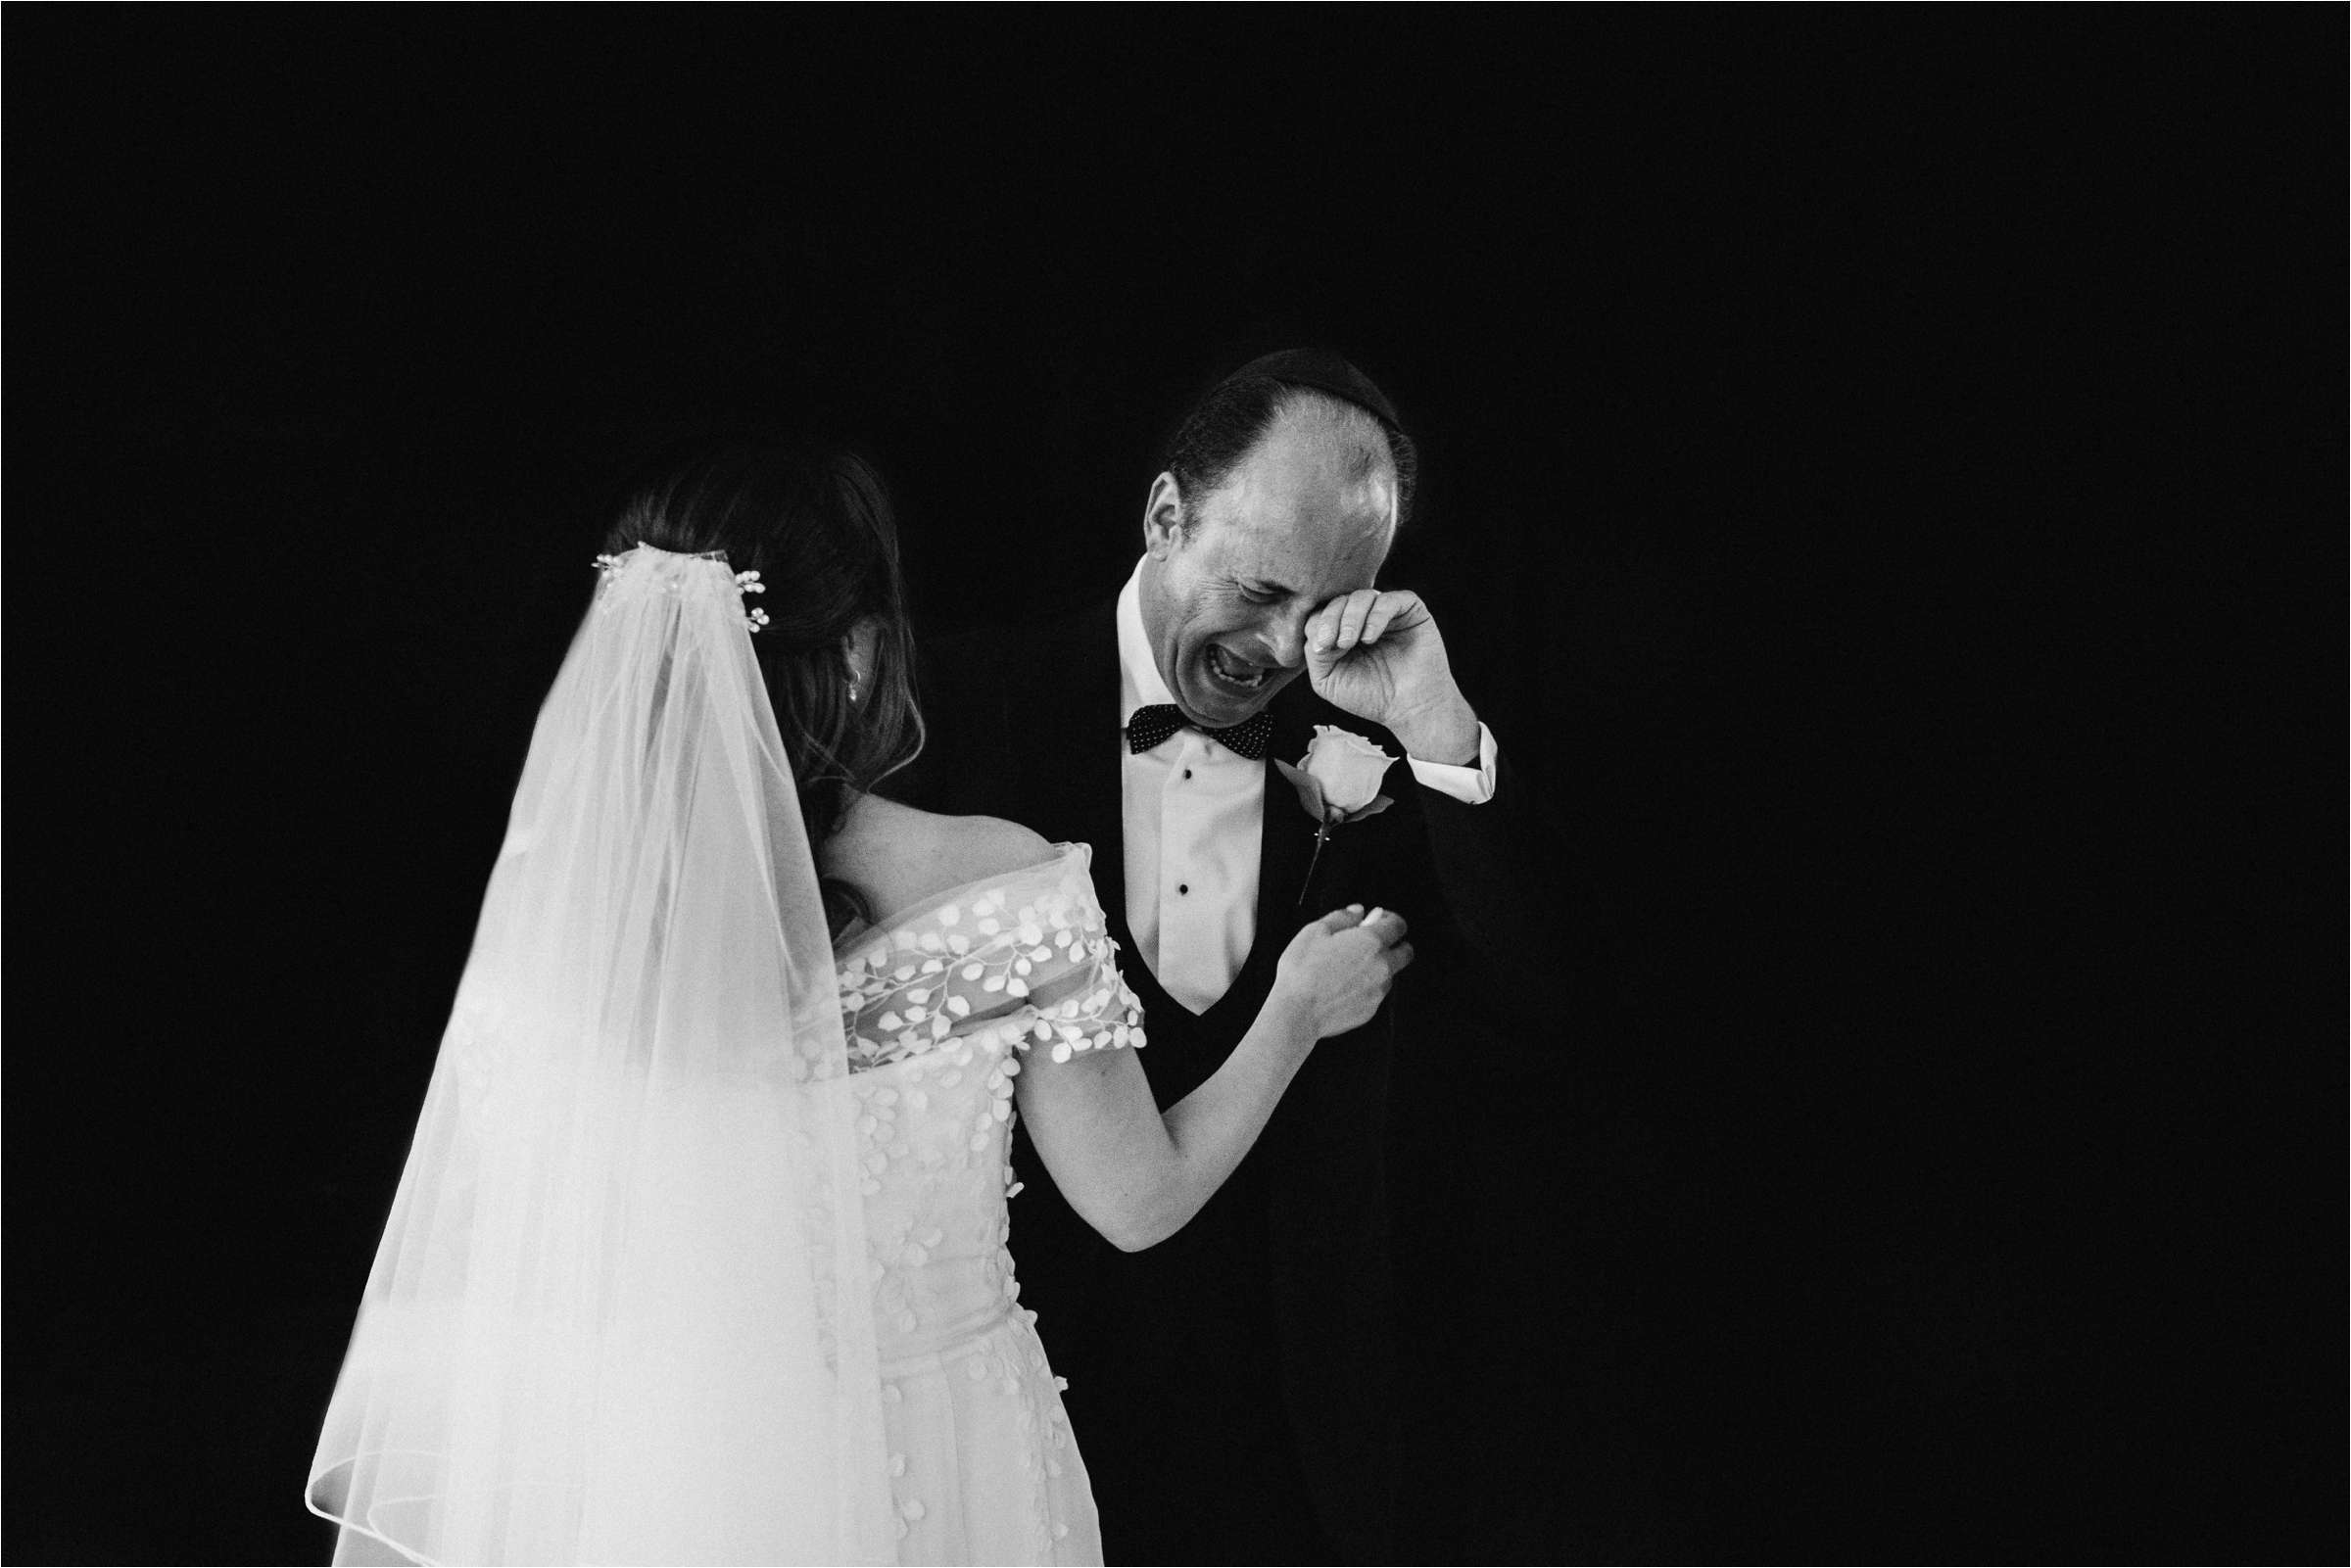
[306,438,1412,1565]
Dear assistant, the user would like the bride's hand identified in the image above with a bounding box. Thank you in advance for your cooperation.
[1272,905,1414,1041]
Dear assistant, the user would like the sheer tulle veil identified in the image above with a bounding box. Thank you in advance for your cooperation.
[308,546,896,1565]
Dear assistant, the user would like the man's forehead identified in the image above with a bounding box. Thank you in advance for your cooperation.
[1208,501,1391,585]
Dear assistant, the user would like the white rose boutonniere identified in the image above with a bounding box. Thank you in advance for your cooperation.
[1274,725,1398,904]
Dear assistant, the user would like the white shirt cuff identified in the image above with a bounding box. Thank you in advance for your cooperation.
[1406,722,1499,805]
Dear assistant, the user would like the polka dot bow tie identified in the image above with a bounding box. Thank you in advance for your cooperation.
[1124,703,1274,761]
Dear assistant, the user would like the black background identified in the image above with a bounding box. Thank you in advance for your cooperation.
[6,12,2337,1565]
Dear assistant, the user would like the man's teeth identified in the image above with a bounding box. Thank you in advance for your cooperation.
[1209,646,1267,687]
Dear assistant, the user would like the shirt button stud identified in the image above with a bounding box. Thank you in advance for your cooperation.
[1177,883,1189,895]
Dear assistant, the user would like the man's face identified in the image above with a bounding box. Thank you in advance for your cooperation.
[1137,411,1398,729]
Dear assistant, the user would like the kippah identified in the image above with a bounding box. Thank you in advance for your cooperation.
[1224,348,1404,434]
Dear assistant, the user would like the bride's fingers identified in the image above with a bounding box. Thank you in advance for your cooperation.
[1360,908,1408,945]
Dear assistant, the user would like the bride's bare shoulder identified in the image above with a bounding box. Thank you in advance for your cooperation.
[830,797,1058,918]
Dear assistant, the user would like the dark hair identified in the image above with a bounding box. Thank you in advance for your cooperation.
[605,436,923,936]
[1164,372,1419,528]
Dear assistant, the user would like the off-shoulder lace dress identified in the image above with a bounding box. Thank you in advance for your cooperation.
[834,842,1143,1566]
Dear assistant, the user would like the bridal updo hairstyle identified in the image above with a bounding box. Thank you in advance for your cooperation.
[605,436,924,934]
[1163,348,1419,531]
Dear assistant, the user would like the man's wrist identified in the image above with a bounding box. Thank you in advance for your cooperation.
[1391,693,1481,767]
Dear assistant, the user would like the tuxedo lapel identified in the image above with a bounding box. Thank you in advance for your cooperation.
[1255,684,1320,938]
[1063,598,1129,952]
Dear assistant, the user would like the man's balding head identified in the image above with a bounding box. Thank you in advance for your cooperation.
[1160,350,1417,535]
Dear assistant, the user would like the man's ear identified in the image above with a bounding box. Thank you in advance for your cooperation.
[1141,472,1186,559]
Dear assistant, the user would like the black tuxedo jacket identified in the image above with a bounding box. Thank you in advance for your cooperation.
[898,598,1535,1564]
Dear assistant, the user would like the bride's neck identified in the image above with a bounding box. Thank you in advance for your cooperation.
[816,792,882,939]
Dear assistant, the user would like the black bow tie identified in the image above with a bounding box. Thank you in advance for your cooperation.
[1125,703,1274,762]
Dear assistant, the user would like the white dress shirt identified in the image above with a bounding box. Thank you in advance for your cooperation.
[1116,559,1499,1014]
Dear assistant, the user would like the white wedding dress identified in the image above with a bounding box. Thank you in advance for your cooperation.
[833,842,1142,1566]
[309,548,1143,1566]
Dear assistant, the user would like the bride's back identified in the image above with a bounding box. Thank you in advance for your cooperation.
[821,793,1057,941]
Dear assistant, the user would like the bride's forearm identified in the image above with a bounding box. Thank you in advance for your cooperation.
[1017,991,1322,1254]
[1126,992,1319,1248]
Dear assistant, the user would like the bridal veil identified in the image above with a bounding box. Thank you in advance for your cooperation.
[308,546,896,1564]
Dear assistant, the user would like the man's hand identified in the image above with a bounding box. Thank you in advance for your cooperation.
[1304,589,1480,765]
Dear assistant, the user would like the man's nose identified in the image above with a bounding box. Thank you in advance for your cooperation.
[1265,610,1310,669]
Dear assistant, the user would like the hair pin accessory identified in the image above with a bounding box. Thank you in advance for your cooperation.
[736,570,768,632]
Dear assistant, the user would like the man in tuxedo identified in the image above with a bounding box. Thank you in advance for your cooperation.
[905,349,1533,1563]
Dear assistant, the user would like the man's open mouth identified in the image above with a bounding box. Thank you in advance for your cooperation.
[1204,643,1271,692]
